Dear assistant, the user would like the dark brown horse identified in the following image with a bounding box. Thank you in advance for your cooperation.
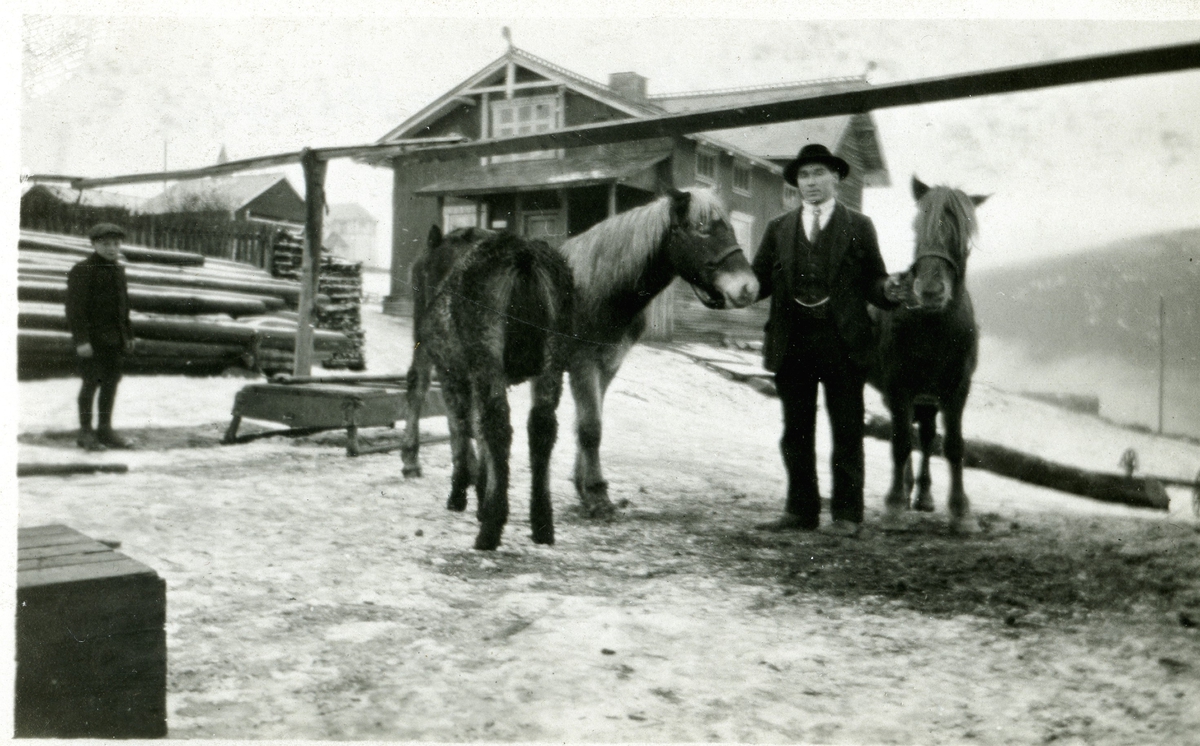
[403,226,575,550]
[869,177,988,533]
[402,189,759,546]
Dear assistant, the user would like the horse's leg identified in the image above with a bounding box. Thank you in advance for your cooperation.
[440,369,475,513]
[912,403,938,512]
[400,348,431,478]
[884,396,914,518]
[942,398,979,534]
[569,357,615,519]
[472,371,512,551]
[528,371,564,545]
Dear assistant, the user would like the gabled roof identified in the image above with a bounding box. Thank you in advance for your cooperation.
[328,203,377,223]
[378,46,656,144]
[376,46,885,181]
[141,173,300,214]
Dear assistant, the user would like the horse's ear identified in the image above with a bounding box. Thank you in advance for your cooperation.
[970,194,990,207]
[911,176,930,201]
[667,189,691,225]
[428,224,443,248]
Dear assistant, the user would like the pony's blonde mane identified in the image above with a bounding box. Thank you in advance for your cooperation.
[559,188,728,305]
[914,186,979,260]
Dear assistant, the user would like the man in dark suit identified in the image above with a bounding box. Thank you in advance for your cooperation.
[752,144,904,537]
[66,222,136,451]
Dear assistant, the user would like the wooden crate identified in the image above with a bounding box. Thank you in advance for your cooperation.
[16,525,167,739]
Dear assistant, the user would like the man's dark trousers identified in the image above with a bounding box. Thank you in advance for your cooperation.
[78,346,124,432]
[773,320,866,528]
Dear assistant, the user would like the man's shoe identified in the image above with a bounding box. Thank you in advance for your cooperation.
[76,430,107,452]
[821,519,862,538]
[755,514,818,532]
[96,430,134,449]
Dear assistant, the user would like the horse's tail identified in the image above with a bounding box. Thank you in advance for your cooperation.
[502,242,569,381]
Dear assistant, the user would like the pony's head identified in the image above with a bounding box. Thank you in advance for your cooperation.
[905,176,988,312]
[664,189,759,309]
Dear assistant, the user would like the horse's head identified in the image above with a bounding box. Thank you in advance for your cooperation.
[905,176,988,312]
[664,189,759,309]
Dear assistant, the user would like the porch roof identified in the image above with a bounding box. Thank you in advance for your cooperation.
[414,148,672,197]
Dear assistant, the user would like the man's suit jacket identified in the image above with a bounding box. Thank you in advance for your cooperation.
[752,202,895,372]
[65,253,133,350]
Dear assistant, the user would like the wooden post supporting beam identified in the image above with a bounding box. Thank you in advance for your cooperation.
[294,148,328,376]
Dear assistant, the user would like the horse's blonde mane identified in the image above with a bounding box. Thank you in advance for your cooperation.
[915,186,980,259]
[559,188,728,305]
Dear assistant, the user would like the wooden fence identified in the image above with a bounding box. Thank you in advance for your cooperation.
[20,189,279,268]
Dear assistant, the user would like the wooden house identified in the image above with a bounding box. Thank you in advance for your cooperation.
[325,202,381,268]
[141,173,306,228]
[372,46,889,336]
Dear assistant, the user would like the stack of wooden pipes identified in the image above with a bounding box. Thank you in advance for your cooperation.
[17,229,350,378]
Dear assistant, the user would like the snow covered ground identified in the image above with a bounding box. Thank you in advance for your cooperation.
[13,304,1200,743]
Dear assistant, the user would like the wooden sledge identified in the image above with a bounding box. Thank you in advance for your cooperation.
[222,375,447,456]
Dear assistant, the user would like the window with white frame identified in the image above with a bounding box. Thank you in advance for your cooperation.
[783,184,801,209]
[695,149,717,185]
[442,203,479,230]
[732,162,752,196]
[730,211,755,258]
[490,94,558,162]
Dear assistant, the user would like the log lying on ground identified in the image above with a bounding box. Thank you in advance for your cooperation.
[863,414,1170,511]
[20,261,302,306]
[18,463,130,477]
[18,280,271,317]
[20,230,206,266]
[18,303,350,351]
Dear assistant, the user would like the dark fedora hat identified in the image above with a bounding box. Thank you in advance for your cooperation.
[783,143,850,185]
[88,222,126,240]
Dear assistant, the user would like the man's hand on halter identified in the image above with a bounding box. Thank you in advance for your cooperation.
[883,273,909,304]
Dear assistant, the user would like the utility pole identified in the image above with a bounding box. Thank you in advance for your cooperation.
[1158,295,1166,435]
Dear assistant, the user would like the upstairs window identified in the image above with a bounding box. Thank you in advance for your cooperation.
[732,162,752,196]
[490,94,558,163]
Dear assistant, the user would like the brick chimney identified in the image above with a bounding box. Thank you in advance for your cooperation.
[609,72,648,104]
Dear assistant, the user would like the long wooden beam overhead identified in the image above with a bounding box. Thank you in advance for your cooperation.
[24,40,1200,190]
[26,136,468,191]
[399,39,1200,161]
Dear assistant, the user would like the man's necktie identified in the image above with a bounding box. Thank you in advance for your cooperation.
[808,207,821,243]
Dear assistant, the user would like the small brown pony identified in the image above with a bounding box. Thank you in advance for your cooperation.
[402,189,759,548]
[869,176,988,533]
[403,226,574,551]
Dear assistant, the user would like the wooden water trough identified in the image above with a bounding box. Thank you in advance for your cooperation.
[222,374,447,456]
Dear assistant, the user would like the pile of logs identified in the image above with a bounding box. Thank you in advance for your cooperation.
[271,232,366,370]
[17,230,351,378]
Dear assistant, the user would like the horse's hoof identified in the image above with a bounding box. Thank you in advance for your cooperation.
[950,515,981,535]
[402,465,423,478]
[446,493,468,512]
[583,496,616,520]
[531,528,555,545]
[474,530,502,551]
[912,495,935,512]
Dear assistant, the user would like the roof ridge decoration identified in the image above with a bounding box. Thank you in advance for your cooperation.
[508,47,614,97]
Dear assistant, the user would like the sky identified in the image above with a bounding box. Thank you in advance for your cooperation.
[9,0,1200,273]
